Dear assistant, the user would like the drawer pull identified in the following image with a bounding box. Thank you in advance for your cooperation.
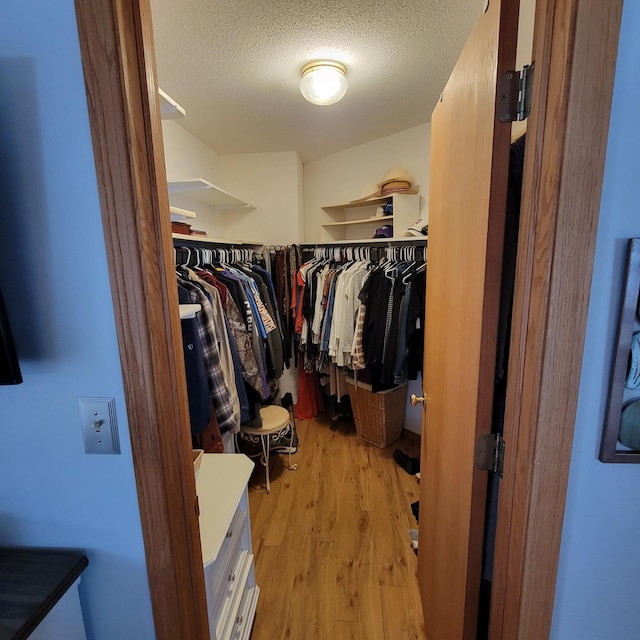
[236,615,244,625]
[229,572,236,583]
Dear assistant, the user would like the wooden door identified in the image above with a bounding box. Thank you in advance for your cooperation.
[417,1,519,638]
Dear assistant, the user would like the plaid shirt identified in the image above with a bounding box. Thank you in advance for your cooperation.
[178,273,237,433]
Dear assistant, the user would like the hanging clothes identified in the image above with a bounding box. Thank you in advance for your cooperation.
[206,267,269,401]
[296,367,325,420]
[174,244,291,437]
[293,243,427,400]
[174,241,425,430]
[178,303,212,434]
[265,245,301,368]
[177,268,240,434]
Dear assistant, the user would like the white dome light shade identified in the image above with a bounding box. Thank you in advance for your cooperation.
[300,61,348,106]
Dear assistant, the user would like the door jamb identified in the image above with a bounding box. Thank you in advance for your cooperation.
[490,0,623,637]
[74,0,209,637]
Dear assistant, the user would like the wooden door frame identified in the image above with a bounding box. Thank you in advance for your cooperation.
[489,0,623,637]
[72,0,623,638]
[74,0,209,637]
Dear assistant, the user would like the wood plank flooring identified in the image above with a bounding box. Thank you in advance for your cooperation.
[248,413,427,640]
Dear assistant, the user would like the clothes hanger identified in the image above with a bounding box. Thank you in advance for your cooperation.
[383,246,398,277]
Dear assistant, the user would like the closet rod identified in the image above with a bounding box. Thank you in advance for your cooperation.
[303,243,426,264]
[298,237,427,248]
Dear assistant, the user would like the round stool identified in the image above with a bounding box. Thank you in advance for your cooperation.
[239,405,297,493]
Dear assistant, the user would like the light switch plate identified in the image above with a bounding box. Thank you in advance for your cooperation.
[78,397,120,454]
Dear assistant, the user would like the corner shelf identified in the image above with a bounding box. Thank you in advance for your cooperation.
[321,193,420,241]
[158,88,186,120]
[168,178,252,210]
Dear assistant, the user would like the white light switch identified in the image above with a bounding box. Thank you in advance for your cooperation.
[78,397,120,454]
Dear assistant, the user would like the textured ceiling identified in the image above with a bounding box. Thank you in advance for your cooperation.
[150,0,481,162]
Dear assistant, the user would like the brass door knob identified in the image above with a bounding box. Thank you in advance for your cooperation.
[410,394,426,407]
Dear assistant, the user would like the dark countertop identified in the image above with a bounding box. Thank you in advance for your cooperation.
[0,547,88,640]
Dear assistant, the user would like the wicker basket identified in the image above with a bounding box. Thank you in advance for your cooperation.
[346,378,408,447]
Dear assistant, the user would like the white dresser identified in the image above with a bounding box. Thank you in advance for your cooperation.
[196,453,259,640]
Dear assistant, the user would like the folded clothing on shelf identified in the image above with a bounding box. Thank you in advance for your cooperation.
[171,221,192,234]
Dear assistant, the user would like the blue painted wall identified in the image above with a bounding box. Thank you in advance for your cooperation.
[551,1,640,637]
[0,1,155,638]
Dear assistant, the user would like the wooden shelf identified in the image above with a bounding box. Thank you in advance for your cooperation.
[158,88,186,120]
[322,196,393,211]
[172,233,262,246]
[167,178,252,210]
[299,237,426,246]
[169,205,196,222]
[179,304,201,319]
[323,215,394,228]
[173,233,229,243]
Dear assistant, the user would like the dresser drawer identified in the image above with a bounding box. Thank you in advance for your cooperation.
[230,583,260,640]
[203,507,247,610]
[217,508,247,580]
[215,551,254,640]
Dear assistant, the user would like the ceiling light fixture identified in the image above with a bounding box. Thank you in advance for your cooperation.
[300,60,348,106]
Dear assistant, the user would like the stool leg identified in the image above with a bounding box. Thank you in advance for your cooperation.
[287,449,298,472]
[287,422,298,472]
[261,435,271,494]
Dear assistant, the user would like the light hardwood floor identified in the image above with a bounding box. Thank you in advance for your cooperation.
[248,412,427,640]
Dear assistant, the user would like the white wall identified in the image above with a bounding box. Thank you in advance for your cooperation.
[0,2,155,639]
[551,2,640,637]
[163,119,222,184]
[303,123,431,243]
[162,121,303,243]
[215,152,303,245]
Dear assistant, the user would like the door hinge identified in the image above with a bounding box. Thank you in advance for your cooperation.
[476,433,505,477]
[497,63,534,123]
[194,495,200,518]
